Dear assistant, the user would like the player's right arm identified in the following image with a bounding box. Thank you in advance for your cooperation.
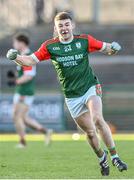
[6,42,51,66]
[6,49,36,66]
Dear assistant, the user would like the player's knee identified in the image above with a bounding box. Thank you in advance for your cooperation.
[96,118,106,130]
[13,114,19,121]
[13,112,23,122]
[92,112,102,123]
[86,129,96,138]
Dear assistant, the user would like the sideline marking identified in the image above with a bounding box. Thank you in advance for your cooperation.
[0,134,134,142]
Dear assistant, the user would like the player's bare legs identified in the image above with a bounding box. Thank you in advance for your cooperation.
[76,112,103,157]
[86,96,115,149]
[23,106,53,145]
[13,103,27,147]
[22,105,47,133]
[13,102,52,146]
[24,116,47,133]
[86,95,127,172]
[75,112,109,176]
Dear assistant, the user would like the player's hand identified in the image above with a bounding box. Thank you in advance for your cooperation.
[111,42,121,52]
[6,49,18,60]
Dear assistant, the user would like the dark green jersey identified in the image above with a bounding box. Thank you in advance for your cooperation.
[15,49,36,96]
[32,34,104,98]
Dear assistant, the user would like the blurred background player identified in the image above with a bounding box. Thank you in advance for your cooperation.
[12,33,52,148]
[6,12,127,175]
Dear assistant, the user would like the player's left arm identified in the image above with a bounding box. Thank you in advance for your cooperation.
[16,66,36,85]
[102,42,121,55]
[88,35,121,55]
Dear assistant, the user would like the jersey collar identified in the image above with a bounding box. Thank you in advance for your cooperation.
[59,35,74,44]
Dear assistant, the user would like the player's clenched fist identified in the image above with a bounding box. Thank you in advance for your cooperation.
[111,42,121,52]
[6,49,18,60]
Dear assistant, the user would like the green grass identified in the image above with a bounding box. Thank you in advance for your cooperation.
[0,141,133,179]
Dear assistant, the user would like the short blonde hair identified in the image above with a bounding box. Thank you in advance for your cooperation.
[54,11,72,22]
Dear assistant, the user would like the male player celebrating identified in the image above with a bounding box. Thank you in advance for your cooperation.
[11,34,52,148]
[7,12,127,175]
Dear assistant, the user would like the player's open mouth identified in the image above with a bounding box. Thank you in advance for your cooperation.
[61,30,69,35]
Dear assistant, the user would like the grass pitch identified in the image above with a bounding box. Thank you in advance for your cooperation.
[0,135,133,179]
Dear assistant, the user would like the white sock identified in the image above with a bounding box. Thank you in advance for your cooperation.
[99,151,105,162]
[111,154,119,160]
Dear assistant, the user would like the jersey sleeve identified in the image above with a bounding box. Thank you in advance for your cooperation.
[23,66,36,76]
[87,35,106,53]
[30,42,51,62]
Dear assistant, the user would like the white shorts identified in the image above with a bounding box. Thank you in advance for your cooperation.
[65,84,102,119]
[13,93,34,107]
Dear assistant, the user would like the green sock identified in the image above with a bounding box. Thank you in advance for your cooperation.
[94,148,104,158]
[98,151,105,162]
[109,147,119,160]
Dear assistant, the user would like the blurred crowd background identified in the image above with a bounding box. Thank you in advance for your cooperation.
[0,0,134,133]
